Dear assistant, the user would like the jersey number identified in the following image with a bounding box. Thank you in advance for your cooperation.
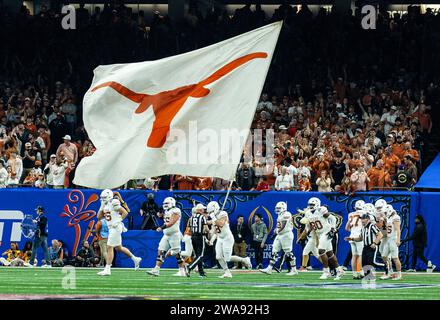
[310,221,323,230]
[349,215,360,227]
[387,225,392,234]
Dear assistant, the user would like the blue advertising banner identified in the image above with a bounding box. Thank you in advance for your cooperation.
[0,189,428,269]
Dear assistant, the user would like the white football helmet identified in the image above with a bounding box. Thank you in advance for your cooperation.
[374,199,387,213]
[100,189,113,204]
[275,201,287,215]
[207,201,220,215]
[385,204,396,218]
[363,203,376,216]
[355,200,365,211]
[163,197,176,210]
[307,197,321,211]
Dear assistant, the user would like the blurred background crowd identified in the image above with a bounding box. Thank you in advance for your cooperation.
[0,1,439,192]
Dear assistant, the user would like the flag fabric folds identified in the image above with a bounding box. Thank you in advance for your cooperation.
[74,21,282,189]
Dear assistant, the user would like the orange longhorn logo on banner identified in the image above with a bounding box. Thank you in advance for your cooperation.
[91,52,268,148]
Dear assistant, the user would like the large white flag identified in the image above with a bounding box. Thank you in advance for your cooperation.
[73,21,282,189]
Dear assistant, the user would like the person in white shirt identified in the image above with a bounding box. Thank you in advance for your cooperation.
[44,154,57,188]
[7,152,23,184]
[256,93,274,112]
[0,161,8,188]
[51,158,68,189]
[380,106,398,135]
[275,167,294,191]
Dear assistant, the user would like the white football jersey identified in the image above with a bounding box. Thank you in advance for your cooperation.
[348,211,363,238]
[276,211,293,235]
[306,206,331,235]
[386,214,401,240]
[103,202,122,228]
[215,210,233,239]
[163,207,181,236]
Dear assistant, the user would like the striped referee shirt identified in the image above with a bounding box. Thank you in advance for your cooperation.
[362,222,380,246]
[189,213,207,235]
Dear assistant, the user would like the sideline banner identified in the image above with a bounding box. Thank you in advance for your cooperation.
[0,189,422,268]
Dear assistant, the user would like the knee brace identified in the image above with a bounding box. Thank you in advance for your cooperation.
[175,252,183,265]
[157,251,166,263]
[270,252,279,264]
[285,251,296,266]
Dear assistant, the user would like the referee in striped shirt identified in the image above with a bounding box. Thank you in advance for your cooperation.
[345,214,383,277]
[185,204,209,277]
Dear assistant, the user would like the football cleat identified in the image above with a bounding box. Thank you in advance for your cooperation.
[133,257,142,271]
[334,269,344,280]
[147,269,160,276]
[219,271,232,278]
[319,271,331,280]
[391,274,402,281]
[97,269,111,276]
[286,269,299,276]
[173,269,185,277]
[259,267,273,275]
[299,267,308,272]
[380,274,391,280]
[41,264,52,268]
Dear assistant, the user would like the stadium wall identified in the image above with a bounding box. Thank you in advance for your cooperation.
[0,189,437,269]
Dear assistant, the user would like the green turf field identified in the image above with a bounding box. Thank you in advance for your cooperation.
[0,268,439,300]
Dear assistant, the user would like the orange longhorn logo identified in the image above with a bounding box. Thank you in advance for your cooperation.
[91,52,268,148]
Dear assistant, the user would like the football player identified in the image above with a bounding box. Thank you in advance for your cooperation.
[303,197,344,280]
[97,189,142,276]
[345,200,365,279]
[297,206,321,271]
[147,197,187,276]
[374,199,387,220]
[207,201,252,278]
[259,201,298,276]
[363,203,377,221]
[380,204,402,280]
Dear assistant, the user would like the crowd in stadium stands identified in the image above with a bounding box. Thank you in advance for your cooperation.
[0,2,439,191]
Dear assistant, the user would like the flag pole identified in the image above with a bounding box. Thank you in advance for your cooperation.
[221,179,234,211]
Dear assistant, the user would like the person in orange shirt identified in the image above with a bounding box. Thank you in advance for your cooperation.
[175,175,198,190]
[347,152,364,171]
[402,142,420,162]
[196,177,213,190]
[298,174,311,191]
[391,135,405,159]
[367,159,391,191]
[311,152,330,176]
[382,147,401,177]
